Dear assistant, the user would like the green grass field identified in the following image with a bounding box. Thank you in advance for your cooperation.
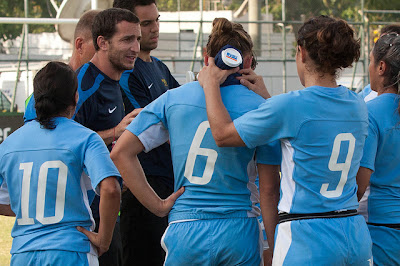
[0,216,13,265]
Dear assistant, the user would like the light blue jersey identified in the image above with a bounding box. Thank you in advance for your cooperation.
[360,93,400,224]
[359,84,378,102]
[0,118,121,255]
[234,85,368,214]
[357,84,377,220]
[233,85,372,265]
[127,81,281,222]
[360,93,400,265]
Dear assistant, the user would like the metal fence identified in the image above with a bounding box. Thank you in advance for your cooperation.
[0,8,399,112]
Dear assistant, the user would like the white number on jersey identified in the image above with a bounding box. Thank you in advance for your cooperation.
[320,133,355,198]
[184,121,218,185]
[17,160,68,225]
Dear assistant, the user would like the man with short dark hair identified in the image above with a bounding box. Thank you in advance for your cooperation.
[112,0,179,265]
[73,8,141,266]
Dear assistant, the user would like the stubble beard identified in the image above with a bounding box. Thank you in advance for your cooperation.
[108,50,132,72]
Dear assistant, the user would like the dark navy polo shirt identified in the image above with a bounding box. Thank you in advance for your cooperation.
[119,57,180,189]
[74,62,125,148]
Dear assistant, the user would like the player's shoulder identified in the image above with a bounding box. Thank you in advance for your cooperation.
[366,94,398,118]
[77,62,109,92]
[61,118,98,136]
[264,89,301,108]
[151,56,170,70]
[167,81,199,95]
[0,121,38,157]
[151,56,161,63]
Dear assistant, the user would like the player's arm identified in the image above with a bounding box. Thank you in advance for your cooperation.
[198,57,245,147]
[258,163,280,265]
[0,204,15,217]
[356,166,373,201]
[97,108,142,145]
[110,130,184,217]
[0,183,14,216]
[78,176,120,256]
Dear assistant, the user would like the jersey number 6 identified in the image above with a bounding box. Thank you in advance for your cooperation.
[17,161,68,225]
[184,121,218,185]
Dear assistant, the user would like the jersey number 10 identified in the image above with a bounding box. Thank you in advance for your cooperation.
[17,160,67,225]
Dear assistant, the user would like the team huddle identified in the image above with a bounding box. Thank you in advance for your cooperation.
[0,0,400,265]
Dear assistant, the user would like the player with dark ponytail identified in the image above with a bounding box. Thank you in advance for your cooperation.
[0,61,121,265]
[34,62,78,129]
[357,32,400,265]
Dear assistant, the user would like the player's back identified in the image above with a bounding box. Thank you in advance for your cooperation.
[163,82,278,221]
[0,118,102,254]
[363,94,400,224]
[251,85,368,214]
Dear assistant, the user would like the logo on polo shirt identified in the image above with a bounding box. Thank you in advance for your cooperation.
[109,106,117,113]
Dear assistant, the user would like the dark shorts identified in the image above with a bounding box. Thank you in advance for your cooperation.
[94,218,122,266]
[120,175,173,266]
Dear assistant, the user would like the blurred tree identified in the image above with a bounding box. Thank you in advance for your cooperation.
[266,0,399,22]
[0,0,56,47]
[157,0,199,11]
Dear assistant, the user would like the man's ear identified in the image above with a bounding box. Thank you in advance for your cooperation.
[74,37,84,54]
[97,36,108,51]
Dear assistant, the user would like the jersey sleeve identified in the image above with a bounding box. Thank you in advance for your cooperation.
[234,94,297,149]
[23,94,37,123]
[126,92,170,153]
[0,182,10,205]
[360,110,378,171]
[255,140,282,165]
[83,133,122,194]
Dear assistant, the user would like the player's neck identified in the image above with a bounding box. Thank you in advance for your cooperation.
[91,53,122,81]
[68,52,80,72]
[378,86,397,95]
[304,72,337,88]
[139,50,152,62]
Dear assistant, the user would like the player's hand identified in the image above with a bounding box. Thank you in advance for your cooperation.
[263,248,273,266]
[237,69,271,99]
[131,108,143,118]
[76,226,109,256]
[157,187,185,217]
[115,108,143,138]
[198,57,239,90]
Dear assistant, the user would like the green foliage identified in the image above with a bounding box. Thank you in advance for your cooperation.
[264,0,399,23]
[0,0,56,42]
[157,0,200,11]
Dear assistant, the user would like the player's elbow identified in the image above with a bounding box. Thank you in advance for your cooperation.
[110,149,121,164]
[212,130,232,147]
[100,177,121,200]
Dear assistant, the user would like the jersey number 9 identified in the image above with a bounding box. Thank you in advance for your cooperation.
[320,133,355,198]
